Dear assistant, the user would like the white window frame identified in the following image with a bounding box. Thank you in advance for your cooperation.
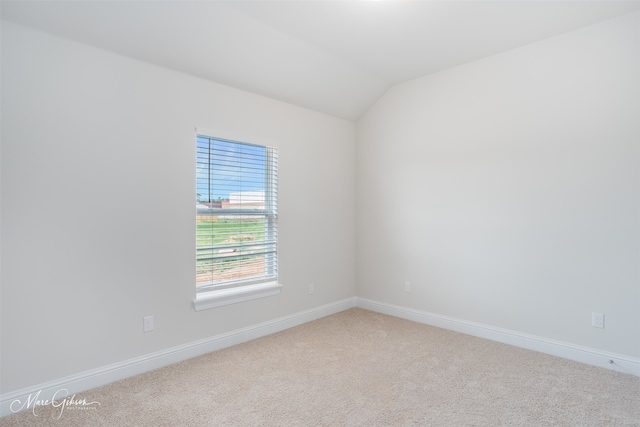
[193,128,281,311]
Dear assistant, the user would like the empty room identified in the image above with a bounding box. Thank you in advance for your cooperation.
[1,1,639,425]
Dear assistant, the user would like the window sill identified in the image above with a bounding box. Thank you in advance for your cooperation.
[193,281,282,311]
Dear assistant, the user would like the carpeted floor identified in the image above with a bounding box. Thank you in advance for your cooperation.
[2,308,639,426]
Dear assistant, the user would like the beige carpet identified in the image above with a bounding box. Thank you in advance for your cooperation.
[2,308,639,426]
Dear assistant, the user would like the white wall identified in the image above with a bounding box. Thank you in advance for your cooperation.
[0,21,356,393]
[357,12,640,358]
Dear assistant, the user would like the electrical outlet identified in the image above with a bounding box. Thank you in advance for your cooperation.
[143,315,154,332]
[308,283,315,295]
[405,281,411,293]
[592,312,604,329]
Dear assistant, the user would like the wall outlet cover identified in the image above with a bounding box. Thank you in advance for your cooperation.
[143,315,154,332]
[592,312,604,329]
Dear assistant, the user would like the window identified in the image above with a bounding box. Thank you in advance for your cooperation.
[194,133,280,310]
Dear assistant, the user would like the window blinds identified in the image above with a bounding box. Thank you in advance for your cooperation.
[196,135,278,291]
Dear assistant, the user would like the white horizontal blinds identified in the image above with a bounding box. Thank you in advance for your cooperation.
[196,135,278,291]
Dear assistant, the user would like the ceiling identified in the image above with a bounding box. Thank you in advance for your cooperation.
[2,1,639,121]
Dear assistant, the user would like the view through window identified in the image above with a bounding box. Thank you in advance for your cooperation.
[196,135,278,292]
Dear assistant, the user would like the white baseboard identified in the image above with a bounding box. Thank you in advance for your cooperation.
[356,297,640,377]
[0,297,357,417]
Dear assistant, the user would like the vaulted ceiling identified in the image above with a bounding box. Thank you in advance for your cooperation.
[2,1,639,121]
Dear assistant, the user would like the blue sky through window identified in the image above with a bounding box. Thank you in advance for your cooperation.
[196,136,267,203]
